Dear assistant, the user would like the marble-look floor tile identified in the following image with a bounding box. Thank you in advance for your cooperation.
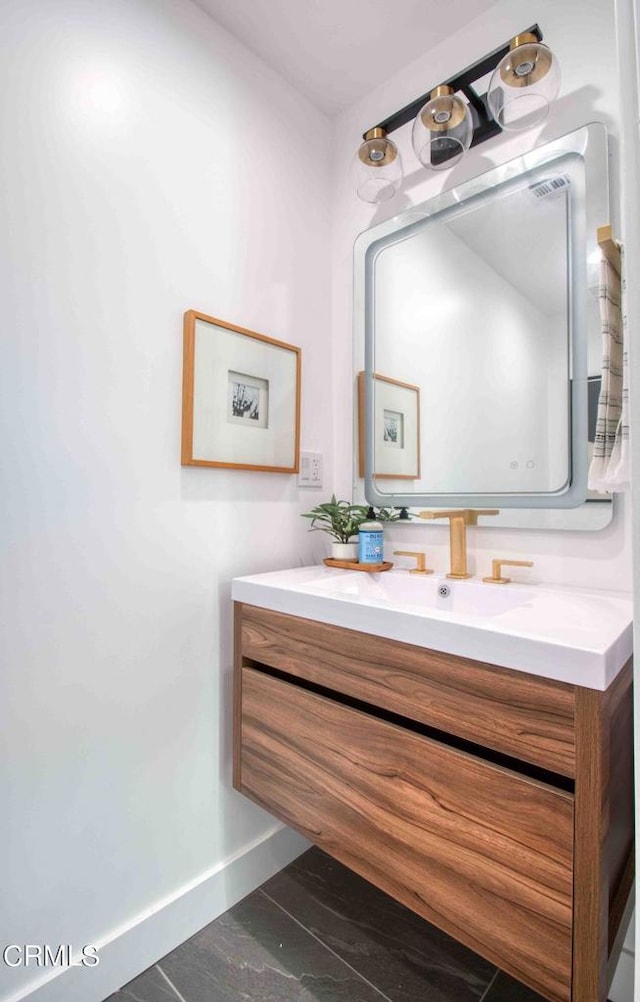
[481,969,547,1001]
[159,885,389,1002]
[262,848,494,1002]
[105,964,182,1002]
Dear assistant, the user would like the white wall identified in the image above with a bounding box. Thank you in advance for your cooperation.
[0,1,330,1000]
[1,1,635,1001]
[331,0,633,593]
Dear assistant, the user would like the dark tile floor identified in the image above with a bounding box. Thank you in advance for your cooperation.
[106,847,546,1002]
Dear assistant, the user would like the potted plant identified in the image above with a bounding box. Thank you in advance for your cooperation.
[300,496,369,560]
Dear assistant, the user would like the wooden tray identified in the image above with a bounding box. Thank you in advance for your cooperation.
[323,558,393,573]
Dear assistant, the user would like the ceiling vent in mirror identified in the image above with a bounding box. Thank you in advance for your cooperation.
[355,25,560,202]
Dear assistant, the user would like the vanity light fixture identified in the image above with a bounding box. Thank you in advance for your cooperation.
[355,25,560,202]
[354,127,403,203]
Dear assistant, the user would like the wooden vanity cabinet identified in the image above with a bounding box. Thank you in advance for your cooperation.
[233,603,634,1002]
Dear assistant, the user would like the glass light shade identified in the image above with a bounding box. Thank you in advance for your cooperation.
[411,87,473,171]
[487,36,560,131]
[354,129,403,203]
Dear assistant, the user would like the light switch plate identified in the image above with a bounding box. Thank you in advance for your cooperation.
[298,451,323,488]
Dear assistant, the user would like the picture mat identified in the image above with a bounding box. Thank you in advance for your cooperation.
[374,379,419,478]
[192,319,297,467]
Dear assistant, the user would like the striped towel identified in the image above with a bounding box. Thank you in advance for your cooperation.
[588,251,630,492]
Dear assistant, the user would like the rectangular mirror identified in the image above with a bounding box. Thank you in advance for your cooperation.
[354,123,612,521]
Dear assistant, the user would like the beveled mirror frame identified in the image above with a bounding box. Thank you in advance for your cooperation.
[354,123,611,523]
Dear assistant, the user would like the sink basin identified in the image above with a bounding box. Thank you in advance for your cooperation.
[232,565,633,690]
[297,570,529,617]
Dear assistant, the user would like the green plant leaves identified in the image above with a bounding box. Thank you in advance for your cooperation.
[300,496,403,543]
[299,495,369,543]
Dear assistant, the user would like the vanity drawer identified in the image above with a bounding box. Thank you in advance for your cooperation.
[238,604,576,776]
[239,667,574,1002]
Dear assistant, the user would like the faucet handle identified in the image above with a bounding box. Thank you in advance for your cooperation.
[483,559,534,585]
[393,550,434,575]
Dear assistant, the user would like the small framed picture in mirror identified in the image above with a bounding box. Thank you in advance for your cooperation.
[358,371,420,479]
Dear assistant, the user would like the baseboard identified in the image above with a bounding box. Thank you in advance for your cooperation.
[3,824,309,1002]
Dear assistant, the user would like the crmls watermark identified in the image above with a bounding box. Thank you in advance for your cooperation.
[2,945,99,968]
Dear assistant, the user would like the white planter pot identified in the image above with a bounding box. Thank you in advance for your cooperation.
[330,542,359,561]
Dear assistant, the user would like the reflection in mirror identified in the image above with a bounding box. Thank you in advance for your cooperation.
[353,124,612,528]
[375,178,570,493]
[357,372,420,480]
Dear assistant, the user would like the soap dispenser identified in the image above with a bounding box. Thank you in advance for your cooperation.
[358,518,384,564]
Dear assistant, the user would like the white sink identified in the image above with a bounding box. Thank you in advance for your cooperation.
[297,570,529,617]
[232,565,633,690]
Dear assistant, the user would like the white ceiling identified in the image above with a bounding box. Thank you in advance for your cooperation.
[193,0,499,116]
[447,179,569,316]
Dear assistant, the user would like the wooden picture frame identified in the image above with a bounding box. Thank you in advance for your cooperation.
[358,371,420,479]
[182,310,301,472]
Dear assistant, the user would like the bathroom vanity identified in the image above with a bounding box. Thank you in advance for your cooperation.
[232,567,634,1002]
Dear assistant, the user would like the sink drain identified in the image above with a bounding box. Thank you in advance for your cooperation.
[438,584,451,598]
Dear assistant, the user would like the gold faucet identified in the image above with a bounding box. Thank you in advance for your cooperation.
[393,550,433,574]
[483,559,534,584]
[417,509,499,579]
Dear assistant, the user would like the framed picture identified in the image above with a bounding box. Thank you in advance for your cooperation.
[182,310,301,472]
[358,371,420,479]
